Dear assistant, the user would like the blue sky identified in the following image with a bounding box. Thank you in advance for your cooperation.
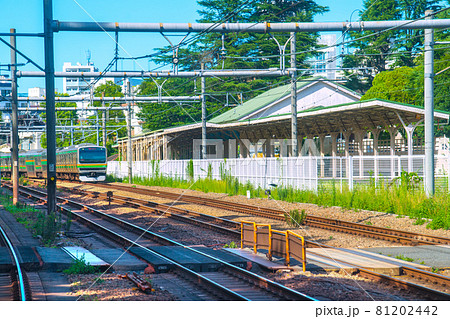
[0,0,365,93]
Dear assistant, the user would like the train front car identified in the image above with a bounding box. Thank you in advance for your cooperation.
[77,145,107,182]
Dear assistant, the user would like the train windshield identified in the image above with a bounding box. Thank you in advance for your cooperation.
[79,147,106,163]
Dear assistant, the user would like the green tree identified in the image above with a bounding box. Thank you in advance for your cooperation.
[360,66,416,104]
[342,0,401,93]
[139,0,329,131]
[343,0,444,94]
[40,93,79,148]
[394,0,442,67]
[87,81,126,156]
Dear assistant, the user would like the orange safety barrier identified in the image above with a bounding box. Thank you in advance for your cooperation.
[240,221,306,271]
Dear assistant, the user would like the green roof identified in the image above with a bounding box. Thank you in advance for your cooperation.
[210,77,324,124]
[231,98,449,124]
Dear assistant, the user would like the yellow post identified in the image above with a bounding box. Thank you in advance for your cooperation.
[253,222,257,254]
[285,231,290,266]
[301,235,306,272]
[240,222,243,249]
[286,230,307,272]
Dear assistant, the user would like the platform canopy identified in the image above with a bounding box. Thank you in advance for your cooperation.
[215,98,450,138]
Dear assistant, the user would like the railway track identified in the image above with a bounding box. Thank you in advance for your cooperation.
[0,224,29,301]
[306,249,450,301]
[75,182,450,246]
[10,183,315,301]
[5,181,450,300]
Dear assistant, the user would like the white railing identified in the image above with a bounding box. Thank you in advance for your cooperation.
[107,157,318,190]
[107,154,450,192]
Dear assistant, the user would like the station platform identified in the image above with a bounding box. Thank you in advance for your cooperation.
[362,245,450,270]
[224,246,436,275]
[0,246,41,272]
[35,246,148,272]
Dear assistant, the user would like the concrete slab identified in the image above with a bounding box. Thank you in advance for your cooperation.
[91,249,148,271]
[307,248,403,275]
[62,246,109,268]
[191,247,248,269]
[306,251,358,273]
[149,246,221,272]
[37,271,77,301]
[224,248,292,271]
[0,247,12,272]
[35,247,74,272]
[16,246,41,271]
[128,246,174,273]
[362,245,450,270]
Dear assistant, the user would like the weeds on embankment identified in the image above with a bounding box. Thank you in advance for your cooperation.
[0,191,71,246]
[106,169,449,230]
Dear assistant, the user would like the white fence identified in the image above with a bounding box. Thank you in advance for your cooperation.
[107,155,450,192]
[107,157,318,190]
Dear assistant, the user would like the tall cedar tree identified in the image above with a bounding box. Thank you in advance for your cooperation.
[138,0,328,132]
[343,0,442,94]
[360,8,450,136]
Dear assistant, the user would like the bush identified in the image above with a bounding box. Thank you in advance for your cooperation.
[63,255,98,274]
[284,209,307,227]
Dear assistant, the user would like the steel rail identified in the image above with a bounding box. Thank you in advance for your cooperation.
[53,184,434,245]
[358,268,450,301]
[14,185,250,301]
[401,266,450,289]
[58,185,241,234]
[0,225,27,301]
[13,183,315,301]
[79,182,450,245]
[305,249,450,301]
[21,180,450,300]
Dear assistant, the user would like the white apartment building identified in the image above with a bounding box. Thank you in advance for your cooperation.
[63,62,98,95]
[0,75,11,114]
[310,34,342,80]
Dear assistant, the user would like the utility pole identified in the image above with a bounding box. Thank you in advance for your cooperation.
[201,62,207,160]
[44,0,57,215]
[102,92,106,148]
[96,110,99,146]
[290,32,298,157]
[70,119,73,145]
[126,79,133,183]
[424,10,435,197]
[10,28,18,205]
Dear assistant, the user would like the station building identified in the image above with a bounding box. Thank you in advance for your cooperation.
[116,77,449,162]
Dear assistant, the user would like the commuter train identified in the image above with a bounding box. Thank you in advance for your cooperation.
[0,143,107,182]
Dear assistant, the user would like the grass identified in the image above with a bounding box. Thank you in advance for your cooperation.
[284,209,307,227]
[63,255,98,275]
[395,254,415,262]
[106,167,450,230]
[0,191,71,246]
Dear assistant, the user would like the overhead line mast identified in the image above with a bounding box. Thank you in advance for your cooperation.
[35,4,450,217]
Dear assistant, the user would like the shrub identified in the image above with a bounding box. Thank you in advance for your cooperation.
[284,209,307,227]
[63,255,98,274]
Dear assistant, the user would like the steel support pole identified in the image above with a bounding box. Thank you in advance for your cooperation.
[424,10,434,197]
[290,32,298,157]
[201,63,207,160]
[10,29,19,206]
[102,92,106,148]
[44,0,57,215]
[70,119,73,146]
[53,20,450,33]
[96,110,99,146]
[126,80,133,183]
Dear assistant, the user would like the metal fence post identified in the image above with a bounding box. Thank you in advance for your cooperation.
[348,156,354,191]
